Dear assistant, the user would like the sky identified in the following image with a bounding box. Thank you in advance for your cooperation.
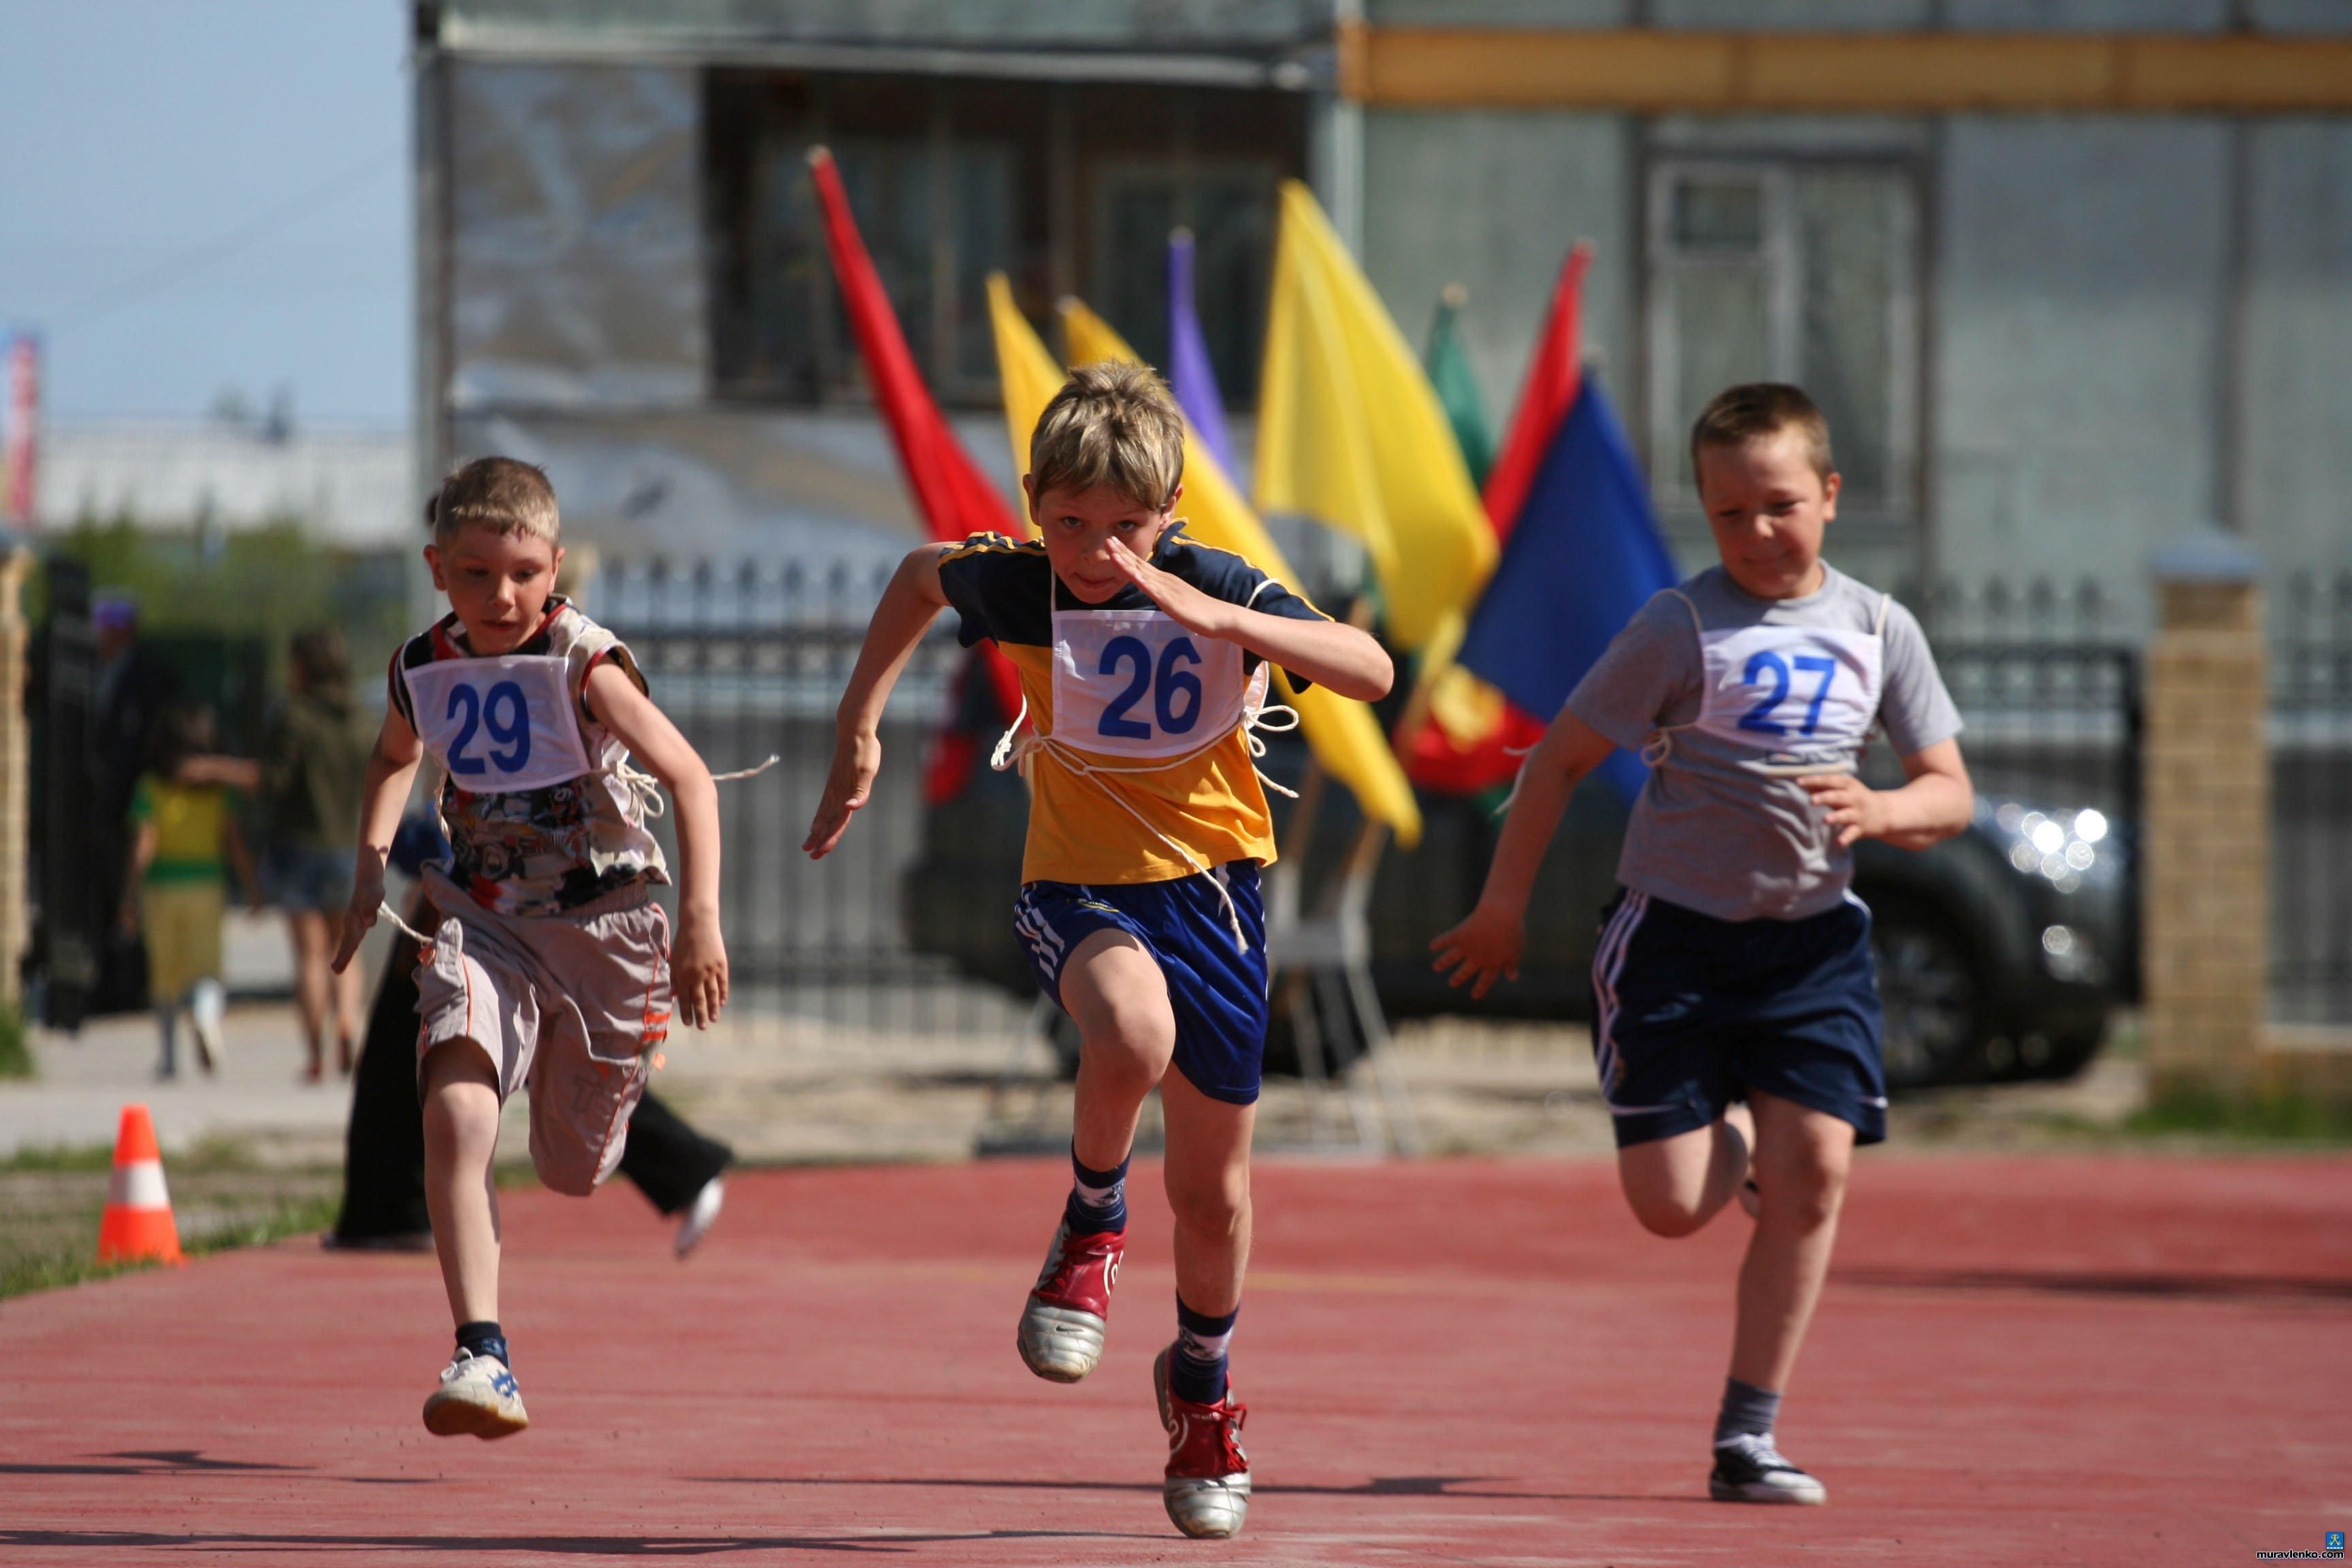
[0,1,410,428]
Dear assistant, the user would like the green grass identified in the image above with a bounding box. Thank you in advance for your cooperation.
[2125,1083,2352,1145]
[0,1191,344,1303]
[0,1142,116,1172]
[0,1002,33,1079]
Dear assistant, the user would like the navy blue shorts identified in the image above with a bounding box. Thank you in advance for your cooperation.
[1013,864,1269,1107]
[1590,887,1887,1149]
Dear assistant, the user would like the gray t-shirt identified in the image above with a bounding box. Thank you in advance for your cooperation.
[1565,565,1963,923]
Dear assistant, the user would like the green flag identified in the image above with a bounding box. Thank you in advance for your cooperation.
[1423,283,1495,491]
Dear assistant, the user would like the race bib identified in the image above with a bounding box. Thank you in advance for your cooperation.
[403,654,593,793]
[1049,608,1247,761]
[1695,626,1882,774]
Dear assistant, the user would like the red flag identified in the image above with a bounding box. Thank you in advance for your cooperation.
[808,146,1026,779]
[1398,243,1590,794]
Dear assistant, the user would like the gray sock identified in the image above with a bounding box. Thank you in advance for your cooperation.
[1714,1377,1781,1446]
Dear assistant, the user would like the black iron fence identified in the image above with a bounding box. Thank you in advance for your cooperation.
[591,556,2352,1037]
[596,556,1034,1042]
[2273,570,2352,1024]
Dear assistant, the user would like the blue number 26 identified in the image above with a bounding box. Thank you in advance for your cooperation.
[1737,651,1840,736]
[445,680,533,775]
[1097,635,1205,740]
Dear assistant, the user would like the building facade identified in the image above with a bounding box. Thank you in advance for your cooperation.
[413,1,2352,631]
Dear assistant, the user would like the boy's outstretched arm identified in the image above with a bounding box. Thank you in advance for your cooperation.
[587,664,728,1028]
[804,544,952,860]
[1798,738,1972,851]
[1102,537,1392,701]
[332,708,425,974]
[1429,708,1617,998]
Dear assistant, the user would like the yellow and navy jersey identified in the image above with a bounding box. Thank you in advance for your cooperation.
[938,527,1330,885]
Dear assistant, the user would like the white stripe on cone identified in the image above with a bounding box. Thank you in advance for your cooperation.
[108,1158,171,1211]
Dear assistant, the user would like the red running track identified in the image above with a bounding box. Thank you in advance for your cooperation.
[2,1154,2347,1565]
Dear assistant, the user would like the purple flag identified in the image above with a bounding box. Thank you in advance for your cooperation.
[1166,229,1239,478]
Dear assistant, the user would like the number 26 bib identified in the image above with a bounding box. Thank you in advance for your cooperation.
[1695,625,1883,775]
[1049,608,1249,762]
[403,654,594,793]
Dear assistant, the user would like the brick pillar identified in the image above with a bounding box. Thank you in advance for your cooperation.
[0,549,28,1008]
[2143,540,2268,1097]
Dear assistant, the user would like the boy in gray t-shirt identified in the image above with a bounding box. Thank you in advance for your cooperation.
[1433,384,1974,1509]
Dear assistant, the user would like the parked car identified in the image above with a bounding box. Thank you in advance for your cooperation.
[902,700,2132,1091]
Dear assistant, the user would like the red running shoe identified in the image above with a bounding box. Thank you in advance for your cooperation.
[1015,1222,1124,1382]
[1152,1343,1250,1539]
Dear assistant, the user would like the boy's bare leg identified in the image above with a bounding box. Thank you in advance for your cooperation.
[1617,1100,1754,1239]
[287,911,329,1075]
[420,1041,504,1326]
[1058,929,1176,1171]
[1158,1068,1254,1318]
[1728,1090,1853,1391]
[331,941,365,1069]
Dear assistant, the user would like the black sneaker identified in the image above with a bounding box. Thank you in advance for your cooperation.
[1709,1434,1827,1505]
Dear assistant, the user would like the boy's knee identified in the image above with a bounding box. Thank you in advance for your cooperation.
[1625,1192,1711,1239]
[1759,1147,1848,1230]
[1078,1019,1169,1085]
[1166,1171,1249,1237]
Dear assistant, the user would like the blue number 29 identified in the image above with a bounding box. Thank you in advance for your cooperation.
[445,680,532,775]
[1738,651,1839,736]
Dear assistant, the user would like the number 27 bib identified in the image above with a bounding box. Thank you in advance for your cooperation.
[1049,608,1248,762]
[404,654,593,792]
[1695,625,1883,774]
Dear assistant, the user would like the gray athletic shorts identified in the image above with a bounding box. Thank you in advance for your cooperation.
[412,869,672,1197]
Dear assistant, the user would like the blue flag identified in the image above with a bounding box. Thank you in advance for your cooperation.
[1456,372,1678,802]
[1166,229,1239,479]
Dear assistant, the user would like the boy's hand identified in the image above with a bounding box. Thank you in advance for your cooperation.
[803,730,881,860]
[1105,537,1241,641]
[1430,902,1524,1000]
[331,867,385,975]
[1798,771,1886,847]
[672,908,729,1029]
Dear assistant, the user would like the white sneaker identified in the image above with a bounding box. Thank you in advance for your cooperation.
[1709,1433,1825,1505]
[674,1177,724,1260]
[422,1350,529,1439]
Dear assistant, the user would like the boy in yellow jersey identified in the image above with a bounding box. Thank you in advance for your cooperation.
[806,363,1392,1539]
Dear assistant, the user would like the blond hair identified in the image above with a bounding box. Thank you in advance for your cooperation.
[1027,361,1186,514]
[1689,382,1834,490]
[425,456,561,549]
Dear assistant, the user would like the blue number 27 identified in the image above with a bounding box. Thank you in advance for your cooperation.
[1737,651,1839,736]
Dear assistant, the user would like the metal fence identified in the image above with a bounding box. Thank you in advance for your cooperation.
[596,555,1034,1043]
[2273,570,2352,1024]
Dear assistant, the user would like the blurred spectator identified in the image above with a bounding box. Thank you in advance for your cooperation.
[259,626,376,1081]
[88,593,180,1013]
[121,702,257,1079]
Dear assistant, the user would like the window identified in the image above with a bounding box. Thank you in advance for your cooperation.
[706,72,1305,409]
[1646,160,1918,522]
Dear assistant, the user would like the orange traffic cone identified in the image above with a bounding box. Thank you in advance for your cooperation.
[96,1103,182,1266]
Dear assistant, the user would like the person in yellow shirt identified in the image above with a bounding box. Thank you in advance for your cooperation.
[122,702,257,1079]
[805,363,1392,1540]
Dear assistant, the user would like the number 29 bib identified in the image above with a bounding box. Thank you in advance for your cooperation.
[1049,608,1250,762]
[403,653,594,792]
[1695,625,1883,776]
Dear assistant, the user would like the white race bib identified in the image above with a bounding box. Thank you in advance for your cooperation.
[404,654,593,793]
[1049,608,1248,762]
[1695,626,1883,774]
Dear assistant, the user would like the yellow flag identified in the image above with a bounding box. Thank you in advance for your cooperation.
[1256,180,1497,653]
[1057,297,1422,847]
[985,274,1066,527]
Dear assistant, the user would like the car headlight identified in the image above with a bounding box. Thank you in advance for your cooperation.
[2039,923,2105,983]
[1992,802,2110,896]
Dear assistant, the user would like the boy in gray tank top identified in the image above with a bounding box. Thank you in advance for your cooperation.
[1433,384,1974,1508]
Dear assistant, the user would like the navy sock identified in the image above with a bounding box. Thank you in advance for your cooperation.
[1064,1145,1129,1234]
[1714,1376,1780,1446]
[456,1320,510,1370]
[1170,1296,1237,1405]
